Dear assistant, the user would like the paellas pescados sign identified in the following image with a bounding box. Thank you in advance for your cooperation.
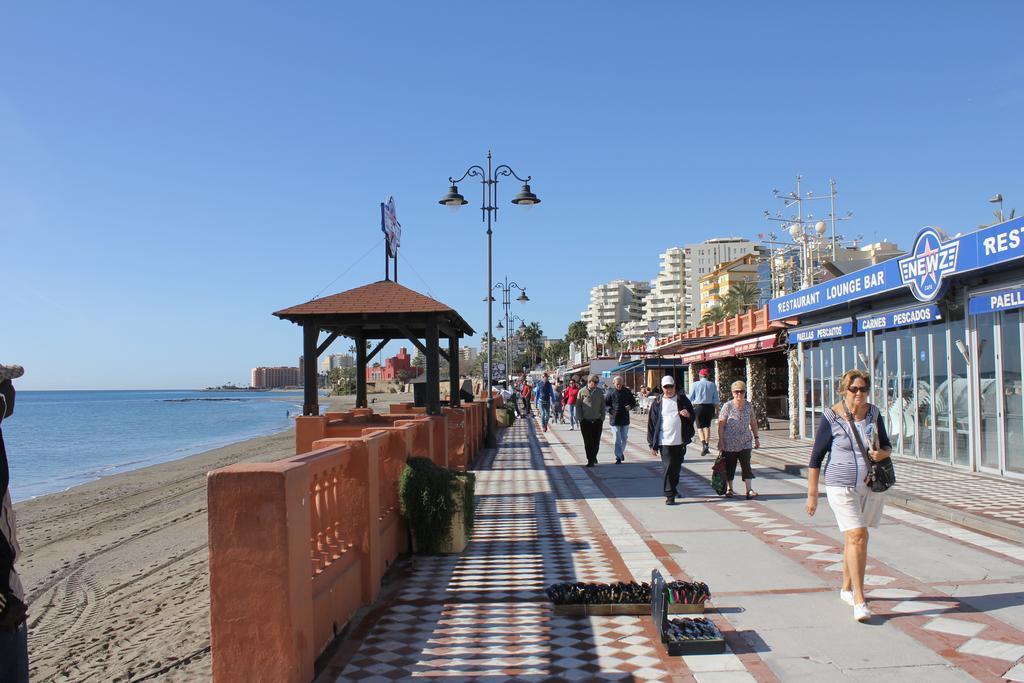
[857,304,941,333]
[789,319,853,343]
[969,287,1024,315]
[769,216,1024,320]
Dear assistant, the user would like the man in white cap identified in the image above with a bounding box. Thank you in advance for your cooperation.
[0,363,27,682]
[647,375,695,505]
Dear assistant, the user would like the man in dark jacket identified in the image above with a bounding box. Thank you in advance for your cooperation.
[535,373,555,432]
[604,376,636,463]
[647,375,695,505]
[0,363,28,683]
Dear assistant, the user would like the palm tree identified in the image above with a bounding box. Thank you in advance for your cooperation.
[565,320,589,360]
[519,322,544,367]
[700,305,727,326]
[722,282,761,316]
[602,323,622,355]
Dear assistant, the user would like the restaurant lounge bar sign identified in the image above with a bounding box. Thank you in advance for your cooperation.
[769,216,1024,320]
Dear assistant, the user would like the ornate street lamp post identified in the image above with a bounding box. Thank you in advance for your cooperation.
[493,277,529,384]
[440,151,540,447]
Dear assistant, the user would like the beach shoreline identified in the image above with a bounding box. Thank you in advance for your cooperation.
[14,392,412,682]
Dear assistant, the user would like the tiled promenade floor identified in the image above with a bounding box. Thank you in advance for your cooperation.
[325,411,1024,681]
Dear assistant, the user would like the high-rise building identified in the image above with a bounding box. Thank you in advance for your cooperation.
[683,238,758,328]
[643,247,687,336]
[580,280,650,335]
[320,353,355,371]
[250,366,302,389]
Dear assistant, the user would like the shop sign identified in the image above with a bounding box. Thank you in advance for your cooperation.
[789,319,853,344]
[769,216,1024,320]
[857,304,941,333]
[969,287,1024,315]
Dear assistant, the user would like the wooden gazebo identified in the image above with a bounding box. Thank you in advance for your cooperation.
[273,280,475,416]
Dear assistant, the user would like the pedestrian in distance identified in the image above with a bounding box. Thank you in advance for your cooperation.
[520,379,532,417]
[647,375,695,505]
[605,376,636,464]
[0,363,28,683]
[564,378,580,430]
[577,375,606,467]
[535,373,555,432]
[806,369,892,623]
[717,380,760,499]
[688,368,720,455]
[552,380,565,425]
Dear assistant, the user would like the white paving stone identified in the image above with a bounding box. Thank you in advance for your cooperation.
[1004,663,1024,682]
[683,653,746,672]
[807,552,845,562]
[922,617,988,638]
[863,574,896,585]
[764,528,801,536]
[956,637,1024,662]
[867,588,921,599]
[791,543,832,552]
[779,536,815,544]
[890,600,952,614]
[693,672,757,683]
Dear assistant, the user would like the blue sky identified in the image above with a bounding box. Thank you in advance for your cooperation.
[2,2,1022,390]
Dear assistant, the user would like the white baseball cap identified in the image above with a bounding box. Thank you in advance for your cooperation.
[661,375,675,387]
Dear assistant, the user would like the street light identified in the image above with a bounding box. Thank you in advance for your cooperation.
[493,276,529,385]
[441,151,540,447]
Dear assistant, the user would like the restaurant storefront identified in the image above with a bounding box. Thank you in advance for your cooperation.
[773,218,1024,478]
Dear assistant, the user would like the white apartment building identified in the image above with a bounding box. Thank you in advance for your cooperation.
[683,238,758,328]
[581,279,650,341]
[320,353,355,372]
[643,247,686,336]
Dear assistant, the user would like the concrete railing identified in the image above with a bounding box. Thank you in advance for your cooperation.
[207,403,488,682]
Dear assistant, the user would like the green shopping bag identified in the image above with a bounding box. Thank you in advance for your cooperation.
[710,455,727,496]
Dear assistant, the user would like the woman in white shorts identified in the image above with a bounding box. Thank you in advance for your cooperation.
[805,369,892,622]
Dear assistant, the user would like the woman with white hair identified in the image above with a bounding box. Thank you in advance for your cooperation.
[717,380,760,499]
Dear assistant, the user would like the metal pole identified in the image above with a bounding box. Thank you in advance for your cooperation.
[829,178,838,262]
[485,153,496,448]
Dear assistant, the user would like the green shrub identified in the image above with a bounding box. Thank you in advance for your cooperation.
[399,457,475,554]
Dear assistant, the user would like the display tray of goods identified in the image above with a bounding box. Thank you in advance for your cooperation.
[545,579,710,616]
[651,569,726,655]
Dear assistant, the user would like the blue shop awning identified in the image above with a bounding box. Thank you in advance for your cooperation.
[602,360,643,376]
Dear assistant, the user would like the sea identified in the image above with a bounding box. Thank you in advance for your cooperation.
[1,390,305,502]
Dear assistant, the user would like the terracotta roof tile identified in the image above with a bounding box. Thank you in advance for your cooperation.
[273,280,457,317]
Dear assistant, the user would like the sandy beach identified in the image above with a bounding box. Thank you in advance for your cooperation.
[14,392,412,682]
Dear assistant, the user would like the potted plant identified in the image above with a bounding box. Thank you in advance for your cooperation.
[399,457,475,554]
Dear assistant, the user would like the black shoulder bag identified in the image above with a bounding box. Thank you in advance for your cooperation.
[843,405,896,492]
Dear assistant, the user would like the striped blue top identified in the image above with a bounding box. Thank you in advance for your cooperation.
[809,404,891,488]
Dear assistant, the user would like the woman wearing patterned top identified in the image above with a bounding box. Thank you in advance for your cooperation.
[806,369,892,623]
[717,380,760,499]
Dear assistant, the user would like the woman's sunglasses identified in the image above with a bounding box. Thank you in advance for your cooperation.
[848,386,868,394]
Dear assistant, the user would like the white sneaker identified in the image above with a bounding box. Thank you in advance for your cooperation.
[840,590,855,606]
[853,603,872,622]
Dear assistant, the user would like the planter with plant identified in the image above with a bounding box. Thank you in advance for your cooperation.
[399,457,475,554]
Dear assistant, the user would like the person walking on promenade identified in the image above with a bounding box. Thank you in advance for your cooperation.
[0,364,28,683]
[806,369,892,623]
[564,378,580,430]
[718,380,760,499]
[647,375,695,505]
[688,368,720,455]
[577,375,606,467]
[535,373,555,432]
[520,378,533,417]
[605,376,636,464]
[552,381,565,425]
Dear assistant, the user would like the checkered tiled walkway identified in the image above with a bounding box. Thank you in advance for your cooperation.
[330,419,684,681]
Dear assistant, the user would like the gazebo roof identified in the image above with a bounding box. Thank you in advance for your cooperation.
[273,280,475,338]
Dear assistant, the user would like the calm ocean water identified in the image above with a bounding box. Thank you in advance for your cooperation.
[1,390,304,502]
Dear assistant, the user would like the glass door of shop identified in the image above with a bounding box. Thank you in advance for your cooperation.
[972,308,1024,477]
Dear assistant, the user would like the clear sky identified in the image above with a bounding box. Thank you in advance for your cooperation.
[2,2,1022,390]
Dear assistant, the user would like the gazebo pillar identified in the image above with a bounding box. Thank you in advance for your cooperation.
[302,324,319,416]
[355,335,368,409]
[425,321,440,415]
[448,335,460,408]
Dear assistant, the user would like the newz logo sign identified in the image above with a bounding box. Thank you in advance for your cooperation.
[898,228,959,302]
